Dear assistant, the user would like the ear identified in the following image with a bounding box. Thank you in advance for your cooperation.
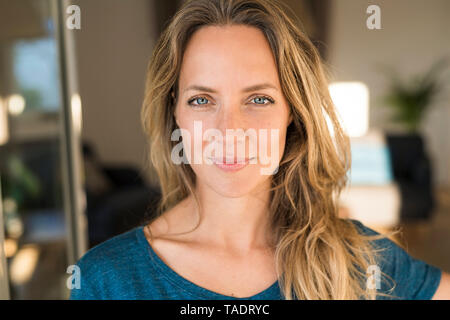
[171,90,179,126]
[288,111,293,126]
[174,110,179,127]
[173,107,179,129]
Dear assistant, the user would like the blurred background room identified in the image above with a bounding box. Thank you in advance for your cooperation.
[0,0,449,299]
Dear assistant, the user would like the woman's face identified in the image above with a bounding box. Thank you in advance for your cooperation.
[174,25,292,197]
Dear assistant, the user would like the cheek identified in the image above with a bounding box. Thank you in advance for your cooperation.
[256,113,290,157]
[177,118,216,165]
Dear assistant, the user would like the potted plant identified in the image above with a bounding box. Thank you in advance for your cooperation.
[376,58,449,221]
[380,57,449,133]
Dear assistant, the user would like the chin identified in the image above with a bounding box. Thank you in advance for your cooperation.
[195,165,269,198]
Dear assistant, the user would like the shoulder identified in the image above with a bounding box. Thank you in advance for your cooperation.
[75,227,141,273]
[69,227,143,299]
[346,218,384,237]
[345,218,403,255]
[345,218,442,300]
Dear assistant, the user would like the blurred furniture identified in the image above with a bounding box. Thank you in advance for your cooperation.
[82,142,161,248]
[385,133,434,221]
[0,137,65,242]
[339,130,401,229]
[0,137,68,299]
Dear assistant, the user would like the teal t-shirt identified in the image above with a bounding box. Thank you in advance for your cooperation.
[69,219,442,300]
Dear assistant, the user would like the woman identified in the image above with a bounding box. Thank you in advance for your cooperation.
[70,0,450,300]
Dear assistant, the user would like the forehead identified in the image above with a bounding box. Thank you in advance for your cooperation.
[179,25,280,90]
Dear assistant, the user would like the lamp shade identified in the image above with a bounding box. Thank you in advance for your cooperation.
[328,82,369,138]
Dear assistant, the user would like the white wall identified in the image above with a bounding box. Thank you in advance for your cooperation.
[328,0,450,186]
[73,0,158,184]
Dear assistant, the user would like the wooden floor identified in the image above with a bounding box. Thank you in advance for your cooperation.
[394,186,450,273]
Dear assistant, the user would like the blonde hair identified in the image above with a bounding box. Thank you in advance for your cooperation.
[141,0,396,299]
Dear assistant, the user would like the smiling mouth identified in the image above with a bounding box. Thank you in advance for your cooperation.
[207,156,256,171]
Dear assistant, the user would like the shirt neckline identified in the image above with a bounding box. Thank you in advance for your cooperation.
[135,225,281,300]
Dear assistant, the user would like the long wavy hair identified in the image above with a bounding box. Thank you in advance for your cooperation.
[141,0,395,299]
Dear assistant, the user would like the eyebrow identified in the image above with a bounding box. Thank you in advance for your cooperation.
[183,83,278,93]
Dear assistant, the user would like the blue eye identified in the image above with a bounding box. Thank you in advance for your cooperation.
[188,96,209,107]
[251,96,275,105]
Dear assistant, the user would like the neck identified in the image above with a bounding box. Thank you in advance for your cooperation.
[187,180,273,254]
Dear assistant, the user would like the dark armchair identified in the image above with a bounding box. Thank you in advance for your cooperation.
[385,133,435,221]
[82,142,161,248]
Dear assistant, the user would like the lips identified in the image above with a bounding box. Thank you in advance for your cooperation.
[212,157,252,164]
[207,156,256,172]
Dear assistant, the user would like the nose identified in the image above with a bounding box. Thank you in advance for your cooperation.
[215,103,244,134]
[214,104,248,157]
